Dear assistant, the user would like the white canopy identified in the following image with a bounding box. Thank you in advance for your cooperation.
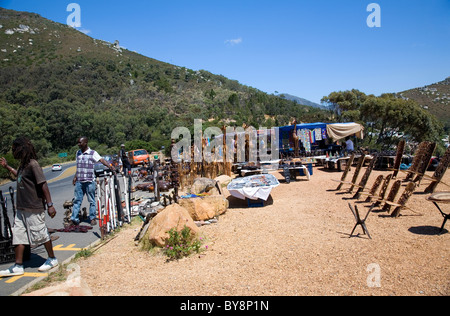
[326,123,364,141]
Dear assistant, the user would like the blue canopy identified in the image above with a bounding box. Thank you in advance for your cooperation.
[275,122,328,151]
[276,122,328,134]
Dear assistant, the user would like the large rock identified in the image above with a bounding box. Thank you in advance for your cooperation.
[147,203,199,248]
[191,177,219,195]
[214,175,232,187]
[179,195,229,221]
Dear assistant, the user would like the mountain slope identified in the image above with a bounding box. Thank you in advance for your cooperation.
[0,8,329,154]
[279,93,325,109]
[399,77,450,132]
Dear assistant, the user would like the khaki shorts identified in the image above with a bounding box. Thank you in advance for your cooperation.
[12,209,50,246]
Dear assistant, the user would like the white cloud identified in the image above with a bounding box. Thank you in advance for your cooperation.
[225,37,243,46]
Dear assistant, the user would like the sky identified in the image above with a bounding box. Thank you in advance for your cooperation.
[1,0,449,104]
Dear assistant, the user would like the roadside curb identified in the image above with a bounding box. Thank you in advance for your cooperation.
[10,238,102,296]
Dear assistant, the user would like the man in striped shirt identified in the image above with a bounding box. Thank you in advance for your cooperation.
[71,136,114,226]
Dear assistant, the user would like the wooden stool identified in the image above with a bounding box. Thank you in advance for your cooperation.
[348,203,374,239]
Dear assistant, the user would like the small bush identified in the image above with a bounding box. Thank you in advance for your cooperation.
[163,225,206,261]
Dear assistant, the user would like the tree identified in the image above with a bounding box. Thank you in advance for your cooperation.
[322,90,444,148]
[322,89,368,120]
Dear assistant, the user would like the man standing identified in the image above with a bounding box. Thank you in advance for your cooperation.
[0,137,58,276]
[119,144,131,174]
[345,136,355,153]
[72,136,113,226]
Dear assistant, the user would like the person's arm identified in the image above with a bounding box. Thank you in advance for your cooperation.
[73,151,78,185]
[100,158,116,174]
[29,160,56,218]
[91,150,116,174]
[0,157,18,177]
[41,182,56,218]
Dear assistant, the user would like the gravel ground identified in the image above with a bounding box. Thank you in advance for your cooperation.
[77,166,449,296]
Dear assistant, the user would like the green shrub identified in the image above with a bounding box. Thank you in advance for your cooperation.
[163,225,206,261]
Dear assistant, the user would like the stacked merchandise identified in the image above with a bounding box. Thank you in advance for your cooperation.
[0,189,15,264]
[296,127,327,153]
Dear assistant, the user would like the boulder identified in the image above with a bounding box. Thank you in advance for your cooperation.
[214,175,232,187]
[191,177,219,195]
[146,203,199,248]
[179,195,229,221]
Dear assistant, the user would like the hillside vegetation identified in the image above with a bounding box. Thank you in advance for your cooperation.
[0,8,328,158]
[399,77,450,132]
[322,89,444,151]
[0,7,446,174]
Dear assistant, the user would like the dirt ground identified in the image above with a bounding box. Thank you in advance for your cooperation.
[76,166,449,296]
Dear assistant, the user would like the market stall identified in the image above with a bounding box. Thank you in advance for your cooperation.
[275,122,364,157]
[227,174,280,204]
[276,122,328,155]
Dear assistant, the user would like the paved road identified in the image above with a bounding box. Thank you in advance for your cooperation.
[0,162,103,296]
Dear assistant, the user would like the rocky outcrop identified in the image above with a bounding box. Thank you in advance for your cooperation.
[179,195,228,221]
[191,177,220,195]
[146,203,199,248]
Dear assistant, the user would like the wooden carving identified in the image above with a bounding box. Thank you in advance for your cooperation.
[424,146,450,194]
[392,139,406,178]
[381,180,402,213]
[364,175,384,202]
[413,142,436,183]
[348,155,366,193]
[404,142,428,182]
[391,182,417,218]
[335,153,356,190]
[353,154,378,199]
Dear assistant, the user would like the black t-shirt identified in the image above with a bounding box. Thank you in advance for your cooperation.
[120,149,129,161]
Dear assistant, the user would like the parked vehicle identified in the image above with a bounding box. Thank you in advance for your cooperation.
[94,155,119,177]
[128,149,150,167]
